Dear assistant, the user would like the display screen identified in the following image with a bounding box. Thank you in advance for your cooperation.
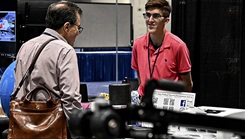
[0,11,16,42]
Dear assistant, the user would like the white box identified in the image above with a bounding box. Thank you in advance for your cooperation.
[153,89,196,112]
[141,90,196,128]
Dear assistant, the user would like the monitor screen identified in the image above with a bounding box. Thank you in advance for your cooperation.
[0,11,16,42]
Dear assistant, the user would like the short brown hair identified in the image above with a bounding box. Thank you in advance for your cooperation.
[145,0,171,17]
[46,1,83,30]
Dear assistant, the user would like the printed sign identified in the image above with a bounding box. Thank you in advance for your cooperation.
[153,89,196,112]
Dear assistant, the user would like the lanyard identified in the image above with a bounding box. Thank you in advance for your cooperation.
[148,39,162,78]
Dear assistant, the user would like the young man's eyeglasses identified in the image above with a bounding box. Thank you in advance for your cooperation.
[143,13,166,20]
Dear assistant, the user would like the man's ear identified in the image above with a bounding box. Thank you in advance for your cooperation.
[64,22,70,32]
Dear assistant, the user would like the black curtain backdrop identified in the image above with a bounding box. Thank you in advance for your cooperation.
[172,0,245,108]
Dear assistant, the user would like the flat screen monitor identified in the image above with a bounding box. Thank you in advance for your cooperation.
[0,0,17,69]
[0,11,16,42]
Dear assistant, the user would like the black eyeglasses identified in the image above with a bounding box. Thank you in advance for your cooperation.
[143,13,166,20]
[74,24,83,34]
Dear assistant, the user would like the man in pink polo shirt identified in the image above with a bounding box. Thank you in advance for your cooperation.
[131,0,193,97]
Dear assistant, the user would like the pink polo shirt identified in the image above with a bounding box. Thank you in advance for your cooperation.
[131,30,191,96]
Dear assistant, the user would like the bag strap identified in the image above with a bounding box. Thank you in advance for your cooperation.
[11,38,56,100]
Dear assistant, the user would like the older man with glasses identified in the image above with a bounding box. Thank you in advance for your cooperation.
[14,1,83,138]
